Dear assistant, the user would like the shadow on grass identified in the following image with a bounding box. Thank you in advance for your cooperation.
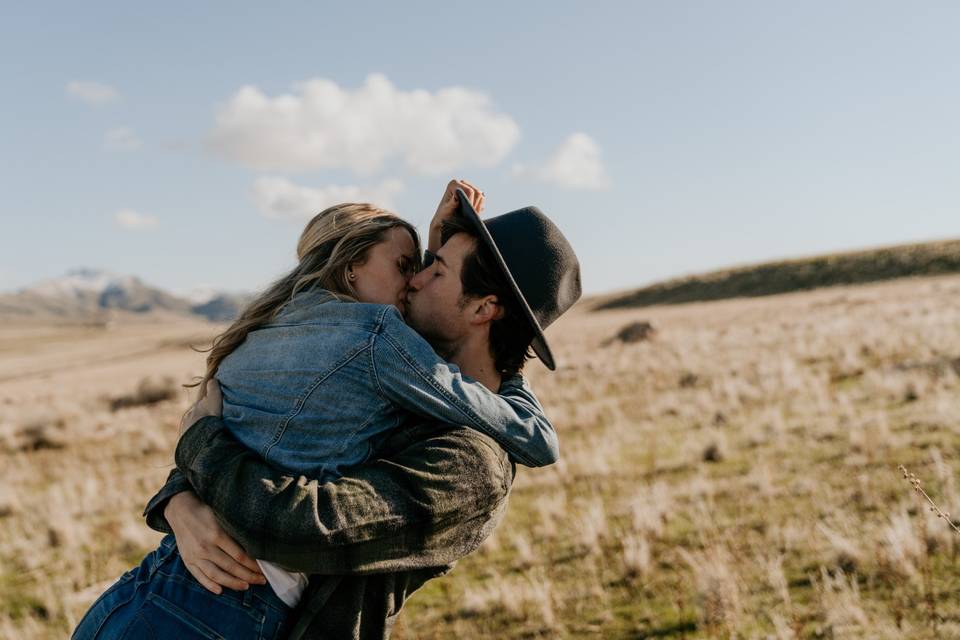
[634,619,698,638]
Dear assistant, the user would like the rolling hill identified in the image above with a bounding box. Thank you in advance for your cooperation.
[594,237,960,310]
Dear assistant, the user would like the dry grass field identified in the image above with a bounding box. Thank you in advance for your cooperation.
[4,274,960,638]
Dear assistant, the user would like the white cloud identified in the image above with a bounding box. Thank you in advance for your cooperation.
[209,74,520,175]
[104,127,142,152]
[114,209,158,230]
[513,132,611,190]
[252,177,405,222]
[66,81,120,106]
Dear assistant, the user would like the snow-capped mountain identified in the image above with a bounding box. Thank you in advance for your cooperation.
[26,268,140,300]
[0,268,252,323]
[176,286,223,306]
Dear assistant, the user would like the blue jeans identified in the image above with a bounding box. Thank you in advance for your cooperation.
[72,535,292,640]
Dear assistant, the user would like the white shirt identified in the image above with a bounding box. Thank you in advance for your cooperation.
[258,559,308,608]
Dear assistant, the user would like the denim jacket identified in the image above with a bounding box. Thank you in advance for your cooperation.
[215,288,557,473]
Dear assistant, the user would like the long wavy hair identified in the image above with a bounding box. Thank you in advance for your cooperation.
[188,203,420,399]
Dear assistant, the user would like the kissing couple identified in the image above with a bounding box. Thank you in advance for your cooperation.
[74,179,581,639]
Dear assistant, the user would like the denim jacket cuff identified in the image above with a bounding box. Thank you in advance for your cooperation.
[142,468,193,533]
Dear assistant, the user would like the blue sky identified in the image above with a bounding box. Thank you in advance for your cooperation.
[3,1,959,296]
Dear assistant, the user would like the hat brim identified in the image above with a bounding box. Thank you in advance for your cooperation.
[455,189,556,370]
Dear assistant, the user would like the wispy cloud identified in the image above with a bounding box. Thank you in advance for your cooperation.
[66,81,120,106]
[104,127,142,152]
[513,133,611,190]
[252,177,404,222]
[209,74,520,175]
[114,209,158,230]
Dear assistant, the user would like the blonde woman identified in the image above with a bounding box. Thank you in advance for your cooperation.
[73,182,557,640]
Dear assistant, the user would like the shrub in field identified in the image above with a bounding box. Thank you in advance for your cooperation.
[5,412,67,451]
[608,320,656,344]
[109,376,177,411]
[702,440,725,463]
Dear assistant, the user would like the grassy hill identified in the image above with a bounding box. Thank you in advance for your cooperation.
[595,238,960,311]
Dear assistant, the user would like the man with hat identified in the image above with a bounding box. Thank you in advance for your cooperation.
[143,180,582,639]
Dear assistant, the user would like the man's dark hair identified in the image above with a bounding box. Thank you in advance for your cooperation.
[440,217,534,376]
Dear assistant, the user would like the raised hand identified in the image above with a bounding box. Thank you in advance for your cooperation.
[429,179,485,252]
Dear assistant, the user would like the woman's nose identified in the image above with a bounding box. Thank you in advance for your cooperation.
[408,270,424,291]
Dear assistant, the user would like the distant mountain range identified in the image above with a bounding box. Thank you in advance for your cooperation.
[0,268,253,323]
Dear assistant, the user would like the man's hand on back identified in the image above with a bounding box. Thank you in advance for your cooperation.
[164,491,266,594]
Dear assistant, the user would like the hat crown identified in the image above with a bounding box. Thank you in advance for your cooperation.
[456,189,581,370]
[483,207,582,332]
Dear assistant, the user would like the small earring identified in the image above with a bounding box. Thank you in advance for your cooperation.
[348,273,356,281]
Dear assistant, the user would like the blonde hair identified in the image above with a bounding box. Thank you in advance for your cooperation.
[188,203,420,398]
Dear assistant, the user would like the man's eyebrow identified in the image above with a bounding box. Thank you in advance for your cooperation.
[424,250,447,267]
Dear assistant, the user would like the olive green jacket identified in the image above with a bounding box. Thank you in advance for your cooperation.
[143,416,514,639]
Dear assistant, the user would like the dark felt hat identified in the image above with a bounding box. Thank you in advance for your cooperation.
[455,189,581,370]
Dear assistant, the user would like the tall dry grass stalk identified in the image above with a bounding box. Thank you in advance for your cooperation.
[899,464,960,536]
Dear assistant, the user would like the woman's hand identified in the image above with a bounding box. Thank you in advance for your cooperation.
[429,179,485,252]
[180,379,223,434]
[164,491,266,594]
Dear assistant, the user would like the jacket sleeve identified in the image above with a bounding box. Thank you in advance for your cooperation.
[174,416,513,575]
[371,307,558,467]
[142,468,193,534]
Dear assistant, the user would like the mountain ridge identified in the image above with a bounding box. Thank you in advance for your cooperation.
[0,268,252,323]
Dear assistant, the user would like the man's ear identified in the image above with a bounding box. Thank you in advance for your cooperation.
[471,295,504,325]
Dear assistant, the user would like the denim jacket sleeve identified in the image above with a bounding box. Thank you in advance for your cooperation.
[371,307,558,467]
[159,416,513,575]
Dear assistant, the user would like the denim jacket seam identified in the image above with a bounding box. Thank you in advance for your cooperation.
[368,304,396,398]
[260,343,371,460]
[264,319,380,331]
[368,330,386,399]
[375,328,538,467]
[373,304,391,333]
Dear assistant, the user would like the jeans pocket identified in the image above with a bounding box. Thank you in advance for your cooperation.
[140,584,277,640]
[141,593,226,640]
